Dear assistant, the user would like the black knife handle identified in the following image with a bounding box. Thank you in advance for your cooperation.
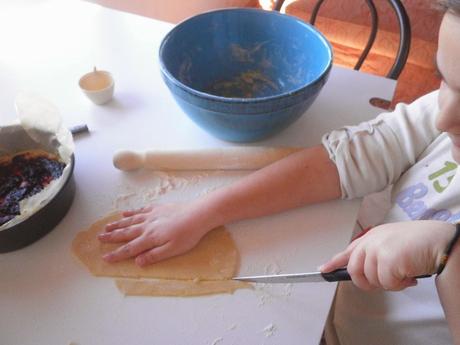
[321,268,433,282]
[321,268,351,282]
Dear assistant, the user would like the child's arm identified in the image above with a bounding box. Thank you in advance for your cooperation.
[436,239,460,345]
[99,145,342,265]
[99,93,441,266]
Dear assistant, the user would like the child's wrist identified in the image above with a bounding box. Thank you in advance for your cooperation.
[436,223,460,276]
[188,197,226,234]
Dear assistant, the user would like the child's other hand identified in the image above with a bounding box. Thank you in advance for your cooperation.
[319,220,456,291]
[97,202,216,266]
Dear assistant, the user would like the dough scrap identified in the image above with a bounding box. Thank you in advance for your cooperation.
[115,278,252,297]
[72,212,250,296]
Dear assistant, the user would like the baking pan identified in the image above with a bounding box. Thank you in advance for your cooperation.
[0,155,76,253]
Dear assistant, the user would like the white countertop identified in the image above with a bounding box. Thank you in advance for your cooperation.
[0,1,396,344]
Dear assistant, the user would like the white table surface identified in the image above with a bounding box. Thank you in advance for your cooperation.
[0,1,396,344]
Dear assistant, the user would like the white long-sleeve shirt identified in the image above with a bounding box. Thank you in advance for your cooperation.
[322,91,458,345]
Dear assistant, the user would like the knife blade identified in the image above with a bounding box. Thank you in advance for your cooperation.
[233,268,433,284]
[233,268,351,283]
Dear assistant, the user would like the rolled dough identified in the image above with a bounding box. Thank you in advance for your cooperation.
[115,278,251,297]
[72,213,250,296]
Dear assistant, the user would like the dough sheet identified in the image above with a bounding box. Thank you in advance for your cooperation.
[72,213,250,296]
[115,278,251,297]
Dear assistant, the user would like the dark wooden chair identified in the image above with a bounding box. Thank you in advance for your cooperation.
[272,0,411,80]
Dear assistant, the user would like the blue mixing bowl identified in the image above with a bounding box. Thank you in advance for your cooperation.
[159,8,332,142]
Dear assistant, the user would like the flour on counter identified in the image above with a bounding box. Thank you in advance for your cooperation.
[253,261,283,306]
[113,192,137,209]
[255,284,276,307]
[142,172,193,200]
[261,323,277,337]
[254,261,293,306]
[112,170,245,212]
[264,262,282,275]
[282,283,293,297]
[227,323,237,331]
[211,337,224,345]
[152,172,188,192]
[113,171,211,209]
[198,186,220,196]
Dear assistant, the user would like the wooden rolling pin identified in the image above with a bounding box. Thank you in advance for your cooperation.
[113,147,303,171]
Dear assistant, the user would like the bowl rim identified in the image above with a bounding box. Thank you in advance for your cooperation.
[159,7,333,105]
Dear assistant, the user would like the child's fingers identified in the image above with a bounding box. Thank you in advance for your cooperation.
[363,252,380,287]
[318,238,361,272]
[122,205,153,217]
[105,215,146,232]
[102,235,159,263]
[347,248,376,291]
[135,242,175,266]
[377,265,418,291]
[318,251,350,272]
[98,226,143,243]
[400,277,418,290]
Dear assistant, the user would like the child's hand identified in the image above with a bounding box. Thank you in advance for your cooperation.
[97,202,216,266]
[319,220,456,291]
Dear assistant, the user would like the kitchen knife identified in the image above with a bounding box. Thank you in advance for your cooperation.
[233,268,432,284]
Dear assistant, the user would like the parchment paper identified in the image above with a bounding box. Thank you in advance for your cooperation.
[0,93,74,230]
